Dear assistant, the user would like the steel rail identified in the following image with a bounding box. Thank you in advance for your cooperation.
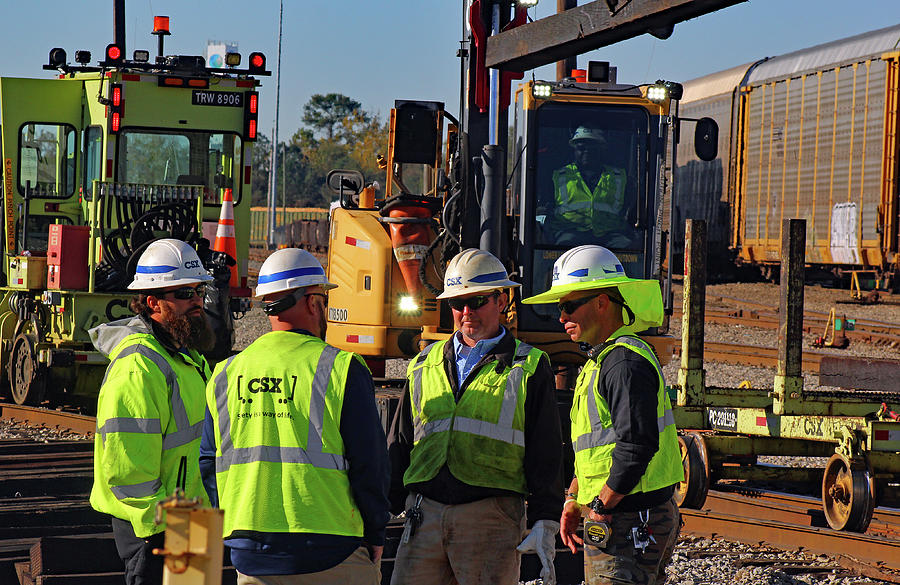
[0,403,96,436]
[681,508,900,573]
[673,340,826,371]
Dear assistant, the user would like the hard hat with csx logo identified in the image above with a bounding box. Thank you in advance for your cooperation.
[128,238,213,290]
[436,248,519,300]
[521,245,664,332]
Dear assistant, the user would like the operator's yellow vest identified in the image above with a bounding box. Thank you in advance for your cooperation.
[403,338,544,493]
[571,333,683,505]
[207,331,364,538]
[552,163,626,235]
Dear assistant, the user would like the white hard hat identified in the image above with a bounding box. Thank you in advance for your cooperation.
[128,239,213,291]
[521,245,664,332]
[437,248,520,299]
[255,248,336,298]
[569,126,606,147]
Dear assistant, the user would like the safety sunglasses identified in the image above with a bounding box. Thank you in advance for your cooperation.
[305,292,328,307]
[447,292,498,312]
[558,294,599,315]
[164,284,208,300]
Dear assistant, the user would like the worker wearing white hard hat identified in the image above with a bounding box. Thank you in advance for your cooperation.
[522,245,682,585]
[389,248,564,585]
[546,125,632,247]
[89,238,215,585]
[199,247,389,583]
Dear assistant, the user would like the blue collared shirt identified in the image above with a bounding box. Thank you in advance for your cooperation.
[452,326,506,386]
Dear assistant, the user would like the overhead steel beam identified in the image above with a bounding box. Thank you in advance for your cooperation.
[485,0,747,72]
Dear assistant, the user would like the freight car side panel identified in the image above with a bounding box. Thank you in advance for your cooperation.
[737,59,890,267]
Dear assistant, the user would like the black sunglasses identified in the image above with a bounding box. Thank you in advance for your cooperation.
[558,294,599,315]
[447,292,498,312]
[163,284,208,300]
[305,292,328,307]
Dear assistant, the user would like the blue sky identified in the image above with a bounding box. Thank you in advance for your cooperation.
[2,1,898,140]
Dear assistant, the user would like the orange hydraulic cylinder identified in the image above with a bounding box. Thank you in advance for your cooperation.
[387,204,432,297]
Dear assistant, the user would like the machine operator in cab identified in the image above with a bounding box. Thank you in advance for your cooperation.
[547,126,633,248]
[523,245,683,585]
[388,248,564,585]
[89,239,216,585]
[200,248,389,584]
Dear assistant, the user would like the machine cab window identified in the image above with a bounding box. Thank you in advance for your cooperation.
[18,123,76,198]
[533,103,647,249]
[116,129,243,204]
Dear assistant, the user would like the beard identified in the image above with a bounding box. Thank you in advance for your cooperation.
[315,304,327,340]
[163,308,216,352]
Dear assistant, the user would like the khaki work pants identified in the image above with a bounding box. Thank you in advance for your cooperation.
[390,494,526,585]
[583,497,681,585]
[237,546,380,585]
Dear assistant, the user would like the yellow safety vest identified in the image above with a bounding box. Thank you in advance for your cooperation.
[90,317,210,538]
[206,331,364,538]
[552,163,627,236]
[403,338,544,493]
[571,331,683,505]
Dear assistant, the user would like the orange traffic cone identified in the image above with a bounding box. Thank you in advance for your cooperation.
[213,188,239,287]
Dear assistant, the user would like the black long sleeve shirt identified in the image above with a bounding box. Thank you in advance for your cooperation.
[199,331,390,575]
[387,332,564,527]
[591,344,674,511]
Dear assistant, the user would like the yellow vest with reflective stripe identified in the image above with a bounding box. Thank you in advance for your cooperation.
[90,323,210,538]
[571,333,683,505]
[207,331,364,538]
[403,338,544,493]
[552,163,626,235]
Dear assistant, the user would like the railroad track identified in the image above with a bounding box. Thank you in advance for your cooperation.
[3,407,899,583]
[673,340,828,373]
[685,487,900,581]
[0,404,95,436]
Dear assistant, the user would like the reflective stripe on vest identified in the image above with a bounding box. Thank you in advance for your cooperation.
[215,345,348,472]
[411,341,531,448]
[555,167,626,216]
[572,337,675,453]
[98,344,203,500]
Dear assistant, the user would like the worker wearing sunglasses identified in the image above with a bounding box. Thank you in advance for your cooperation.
[388,248,563,585]
[88,239,215,585]
[522,245,680,585]
[200,248,389,583]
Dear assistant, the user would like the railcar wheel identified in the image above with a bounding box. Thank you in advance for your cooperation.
[8,333,47,406]
[675,432,709,509]
[822,453,875,532]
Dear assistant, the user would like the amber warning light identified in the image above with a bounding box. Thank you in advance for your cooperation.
[153,16,170,34]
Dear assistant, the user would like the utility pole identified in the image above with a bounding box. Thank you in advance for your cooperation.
[266,1,283,249]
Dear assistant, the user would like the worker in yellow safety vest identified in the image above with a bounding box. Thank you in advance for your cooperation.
[90,238,216,585]
[200,247,389,584]
[522,244,683,585]
[388,248,564,585]
[548,126,631,247]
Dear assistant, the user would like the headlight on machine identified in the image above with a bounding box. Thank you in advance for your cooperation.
[398,295,419,313]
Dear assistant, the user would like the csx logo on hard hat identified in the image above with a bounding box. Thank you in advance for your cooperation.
[446,276,462,286]
[184,260,201,270]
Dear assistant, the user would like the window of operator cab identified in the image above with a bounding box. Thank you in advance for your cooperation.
[115,129,243,205]
[18,123,76,198]
[520,101,651,326]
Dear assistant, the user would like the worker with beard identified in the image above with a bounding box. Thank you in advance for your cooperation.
[388,248,563,585]
[200,248,389,584]
[89,238,216,585]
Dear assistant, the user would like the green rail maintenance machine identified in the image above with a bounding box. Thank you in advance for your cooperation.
[0,9,269,409]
